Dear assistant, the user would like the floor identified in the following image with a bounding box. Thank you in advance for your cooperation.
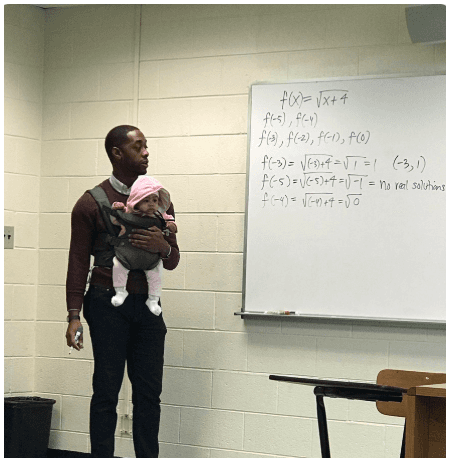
[47,449,92,457]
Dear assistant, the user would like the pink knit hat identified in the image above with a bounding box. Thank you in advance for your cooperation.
[125,176,171,214]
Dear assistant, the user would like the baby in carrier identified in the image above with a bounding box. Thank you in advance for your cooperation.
[109,176,177,315]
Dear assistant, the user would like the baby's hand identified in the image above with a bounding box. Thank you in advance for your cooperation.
[112,202,125,210]
[166,222,178,234]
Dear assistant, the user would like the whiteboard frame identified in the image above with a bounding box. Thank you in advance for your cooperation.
[241,73,446,326]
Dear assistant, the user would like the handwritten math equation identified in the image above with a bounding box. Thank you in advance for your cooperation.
[258,153,428,209]
[253,88,440,209]
[258,89,364,148]
[257,129,371,148]
[279,89,349,110]
[261,154,377,172]
[262,192,362,209]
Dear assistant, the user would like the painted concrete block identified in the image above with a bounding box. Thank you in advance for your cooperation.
[180,407,244,450]
[162,367,212,408]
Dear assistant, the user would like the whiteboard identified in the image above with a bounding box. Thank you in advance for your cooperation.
[243,75,446,323]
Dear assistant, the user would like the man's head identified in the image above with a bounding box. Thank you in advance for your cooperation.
[105,125,149,177]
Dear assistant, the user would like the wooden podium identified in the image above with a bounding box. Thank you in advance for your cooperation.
[405,384,446,458]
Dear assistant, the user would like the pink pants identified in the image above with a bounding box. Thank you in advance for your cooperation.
[112,256,163,296]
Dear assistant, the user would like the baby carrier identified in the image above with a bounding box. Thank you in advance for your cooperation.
[88,185,165,269]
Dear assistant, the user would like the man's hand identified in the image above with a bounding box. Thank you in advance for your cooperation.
[66,320,84,351]
[129,226,170,255]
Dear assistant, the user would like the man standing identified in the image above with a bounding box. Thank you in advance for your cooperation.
[65,125,179,457]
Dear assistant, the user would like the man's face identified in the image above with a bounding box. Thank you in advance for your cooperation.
[117,129,149,176]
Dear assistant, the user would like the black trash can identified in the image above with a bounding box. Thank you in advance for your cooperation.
[4,396,56,458]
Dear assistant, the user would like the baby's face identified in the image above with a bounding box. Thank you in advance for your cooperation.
[136,194,159,215]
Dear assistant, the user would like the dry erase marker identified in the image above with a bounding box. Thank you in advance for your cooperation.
[69,326,83,355]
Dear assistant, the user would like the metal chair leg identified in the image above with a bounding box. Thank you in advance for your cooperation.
[314,387,331,458]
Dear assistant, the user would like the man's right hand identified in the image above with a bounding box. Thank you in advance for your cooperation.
[66,319,84,351]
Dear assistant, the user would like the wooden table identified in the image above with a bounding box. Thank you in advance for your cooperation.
[405,383,446,458]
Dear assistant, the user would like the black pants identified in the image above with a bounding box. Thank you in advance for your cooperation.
[83,285,167,458]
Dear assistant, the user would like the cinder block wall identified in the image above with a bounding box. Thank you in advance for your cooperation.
[4,4,446,458]
[4,4,45,396]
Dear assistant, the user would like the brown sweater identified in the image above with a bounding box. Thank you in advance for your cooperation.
[66,179,180,311]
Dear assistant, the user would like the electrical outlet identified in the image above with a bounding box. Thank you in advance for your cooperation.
[120,413,133,436]
[4,226,14,249]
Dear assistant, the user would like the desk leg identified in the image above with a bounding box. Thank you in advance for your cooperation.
[314,387,330,458]
[400,422,406,458]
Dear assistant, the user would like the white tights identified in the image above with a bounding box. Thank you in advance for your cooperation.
[111,257,163,316]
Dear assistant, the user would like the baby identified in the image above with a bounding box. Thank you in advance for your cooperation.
[109,176,177,315]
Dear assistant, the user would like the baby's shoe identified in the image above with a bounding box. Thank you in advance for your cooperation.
[146,295,162,316]
[111,288,128,307]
